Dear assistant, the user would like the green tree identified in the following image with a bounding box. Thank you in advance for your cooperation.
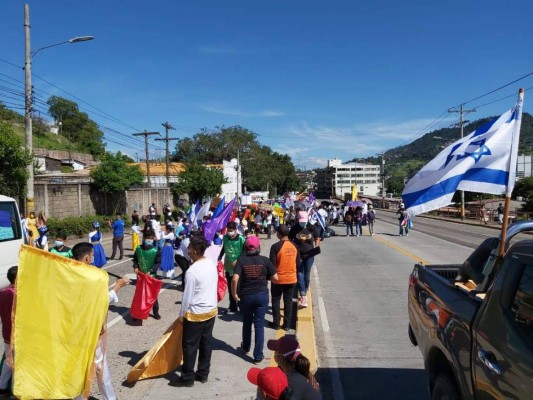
[173,125,301,195]
[47,96,105,157]
[90,152,144,193]
[513,177,533,211]
[0,122,32,198]
[173,163,227,202]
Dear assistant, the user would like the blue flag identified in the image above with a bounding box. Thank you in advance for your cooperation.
[212,196,225,219]
[402,93,523,217]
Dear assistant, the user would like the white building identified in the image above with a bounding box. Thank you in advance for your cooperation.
[315,158,382,199]
[220,158,240,200]
[517,155,533,179]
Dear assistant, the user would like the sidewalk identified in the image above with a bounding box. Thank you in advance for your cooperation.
[134,234,298,400]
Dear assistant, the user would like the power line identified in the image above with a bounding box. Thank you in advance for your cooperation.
[455,72,533,107]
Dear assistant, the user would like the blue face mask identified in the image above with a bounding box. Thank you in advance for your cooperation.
[54,240,64,247]
[145,240,154,246]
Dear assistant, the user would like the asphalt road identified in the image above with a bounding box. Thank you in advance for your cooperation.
[312,212,495,400]
[7,214,509,399]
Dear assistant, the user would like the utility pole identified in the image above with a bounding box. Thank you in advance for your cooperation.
[449,104,476,220]
[380,153,386,208]
[133,130,160,188]
[24,4,34,214]
[155,122,178,187]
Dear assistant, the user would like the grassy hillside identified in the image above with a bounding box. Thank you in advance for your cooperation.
[1,104,78,151]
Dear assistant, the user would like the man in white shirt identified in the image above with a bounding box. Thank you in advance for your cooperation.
[169,235,218,388]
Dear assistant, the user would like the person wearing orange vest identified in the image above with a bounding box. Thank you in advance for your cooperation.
[268,224,300,331]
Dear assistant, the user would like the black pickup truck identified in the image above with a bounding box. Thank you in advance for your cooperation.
[408,221,533,400]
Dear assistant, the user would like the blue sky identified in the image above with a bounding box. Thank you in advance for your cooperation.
[1,0,532,169]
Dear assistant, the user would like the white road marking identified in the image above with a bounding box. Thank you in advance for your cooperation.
[313,267,345,400]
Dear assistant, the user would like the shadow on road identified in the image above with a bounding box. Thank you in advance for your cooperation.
[317,367,429,400]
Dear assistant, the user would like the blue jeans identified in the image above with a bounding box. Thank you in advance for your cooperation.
[345,222,353,236]
[354,222,363,236]
[297,256,315,296]
[239,291,269,361]
[399,221,409,235]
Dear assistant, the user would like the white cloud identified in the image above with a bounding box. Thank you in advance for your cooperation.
[200,105,285,118]
[267,116,454,168]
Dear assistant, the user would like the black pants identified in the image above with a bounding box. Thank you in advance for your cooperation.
[271,283,296,328]
[152,299,159,315]
[181,316,216,381]
[226,271,238,311]
[111,236,124,259]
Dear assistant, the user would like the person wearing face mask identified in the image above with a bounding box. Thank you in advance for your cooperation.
[288,219,320,309]
[131,231,162,322]
[217,221,245,314]
[49,232,73,258]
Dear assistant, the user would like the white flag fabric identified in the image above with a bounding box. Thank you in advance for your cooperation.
[194,200,211,228]
[402,94,523,217]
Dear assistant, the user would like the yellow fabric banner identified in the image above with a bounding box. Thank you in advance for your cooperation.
[352,185,358,201]
[14,246,109,400]
[127,317,184,382]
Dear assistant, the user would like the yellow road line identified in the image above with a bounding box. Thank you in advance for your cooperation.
[374,235,430,265]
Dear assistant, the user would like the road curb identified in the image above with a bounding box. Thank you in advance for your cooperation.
[296,287,318,373]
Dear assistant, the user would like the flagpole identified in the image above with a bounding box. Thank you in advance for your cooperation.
[498,88,525,257]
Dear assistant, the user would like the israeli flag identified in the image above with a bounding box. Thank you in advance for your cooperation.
[402,93,523,217]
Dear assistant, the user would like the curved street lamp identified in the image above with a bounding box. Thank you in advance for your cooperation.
[24,3,94,213]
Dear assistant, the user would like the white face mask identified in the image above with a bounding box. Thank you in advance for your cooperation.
[227,231,236,238]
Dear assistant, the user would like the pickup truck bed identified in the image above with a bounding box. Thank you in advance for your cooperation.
[409,221,533,400]
[408,263,481,399]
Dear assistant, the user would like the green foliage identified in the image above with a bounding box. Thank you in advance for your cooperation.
[0,122,32,198]
[173,125,301,195]
[46,215,131,238]
[90,151,144,193]
[513,177,533,211]
[47,96,105,157]
[60,165,75,173]
[173,162,227,202]
[0,103,24,124]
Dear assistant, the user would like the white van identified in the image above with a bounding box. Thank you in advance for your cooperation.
[0,195,24,288]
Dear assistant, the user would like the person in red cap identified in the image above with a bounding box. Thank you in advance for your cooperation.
[247,366,293,400]
[232,235,278,364]
[268,335,321,399]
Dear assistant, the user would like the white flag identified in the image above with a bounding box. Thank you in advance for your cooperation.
[194,200,211,228]
[402,93,523,217]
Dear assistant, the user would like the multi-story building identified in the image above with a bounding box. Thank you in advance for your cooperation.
[517,155,533,179]
[315,158,382,199]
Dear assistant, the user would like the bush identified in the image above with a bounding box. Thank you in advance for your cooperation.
[46,215,131,238]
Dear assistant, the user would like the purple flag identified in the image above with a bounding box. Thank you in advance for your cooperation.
[203,198,236,243]
[309,192,315,203]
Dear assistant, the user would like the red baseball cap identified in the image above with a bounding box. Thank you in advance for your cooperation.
[267,335,301,362]
[247,367,288,399]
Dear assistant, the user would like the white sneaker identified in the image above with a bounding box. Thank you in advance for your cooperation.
[299,296,308,308]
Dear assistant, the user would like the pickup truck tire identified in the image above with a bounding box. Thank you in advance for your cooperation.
[432,374,460,400]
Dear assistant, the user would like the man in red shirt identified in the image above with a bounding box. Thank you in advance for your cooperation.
[0,266,17,395]
[269,225,299,331]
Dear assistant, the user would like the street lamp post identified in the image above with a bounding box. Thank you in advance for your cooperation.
[23,3,93,213]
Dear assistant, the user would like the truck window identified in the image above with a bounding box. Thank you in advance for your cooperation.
[510,264,533,341]
[0,202,21,242]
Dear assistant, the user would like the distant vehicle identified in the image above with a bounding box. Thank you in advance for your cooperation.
[408,221,533,400]
[0,195,24,288]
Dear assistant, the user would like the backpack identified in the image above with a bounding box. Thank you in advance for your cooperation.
[367,210,376,221]
[344,213,353,223]
[217,260,227,302]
